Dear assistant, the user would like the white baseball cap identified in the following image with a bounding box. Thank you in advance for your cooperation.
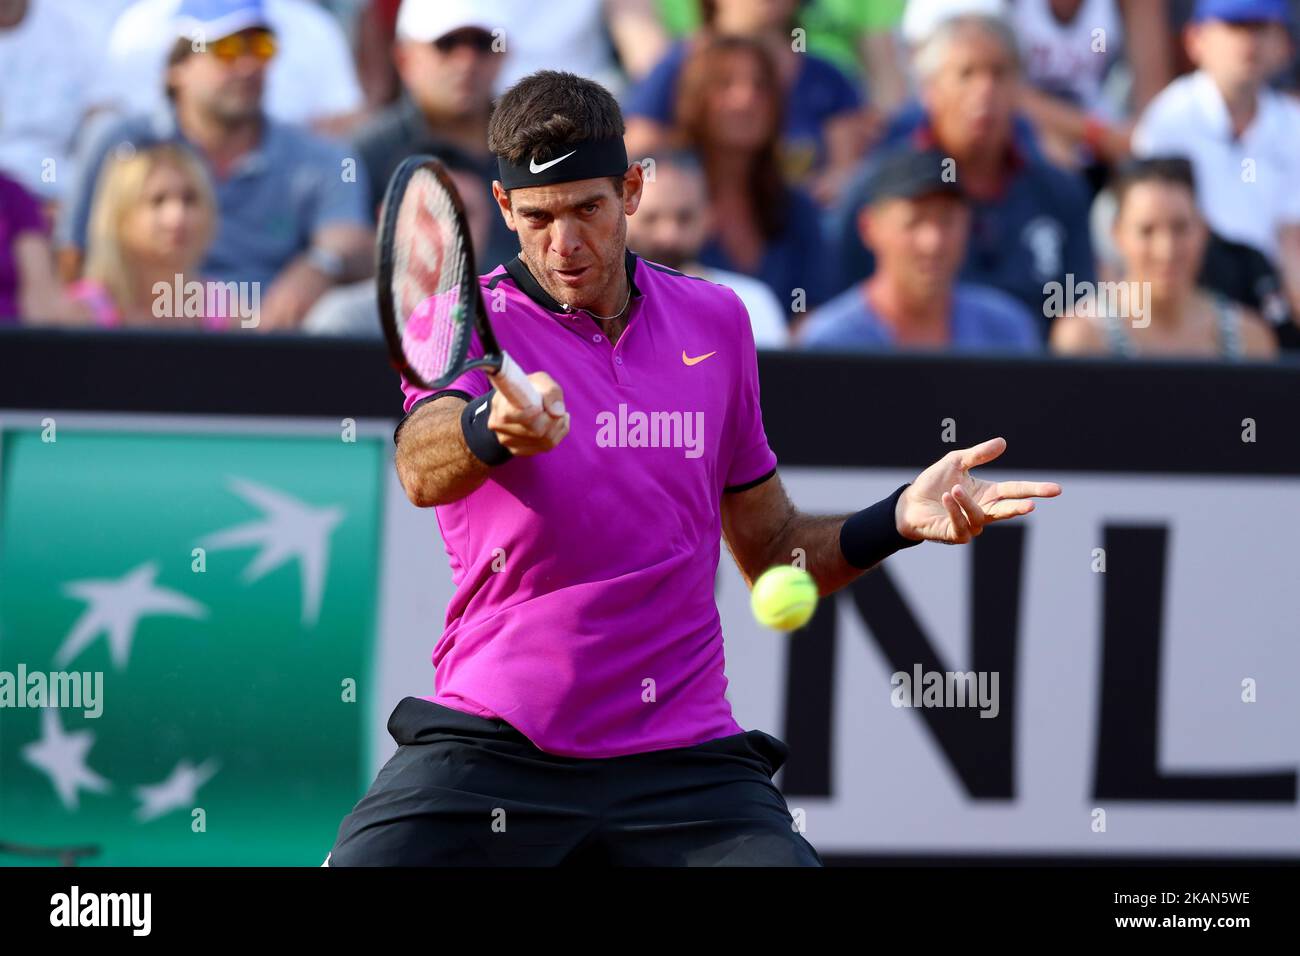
[395,0,495,43]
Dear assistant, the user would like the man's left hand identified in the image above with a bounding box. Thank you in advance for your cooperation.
[896,437,1061,544]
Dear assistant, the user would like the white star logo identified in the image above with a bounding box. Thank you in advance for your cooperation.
[21,708,112,811]
[134,758,220,822]
[55,562,207,670]
[199,478,343,627]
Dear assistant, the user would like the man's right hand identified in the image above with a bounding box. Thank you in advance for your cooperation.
[487,371,570,457]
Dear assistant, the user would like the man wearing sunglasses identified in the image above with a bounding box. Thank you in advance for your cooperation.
[57,0,374,331]
[102,0,362,129]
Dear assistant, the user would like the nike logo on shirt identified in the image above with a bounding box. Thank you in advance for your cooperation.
[681,350,717,366]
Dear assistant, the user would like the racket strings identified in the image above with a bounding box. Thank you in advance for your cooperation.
[390,169,472,385]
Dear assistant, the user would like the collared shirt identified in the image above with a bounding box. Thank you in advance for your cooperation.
[58,109,370,288]
[396,252,777,758]
[798,281,1043,353]
[1133,70,1300,261]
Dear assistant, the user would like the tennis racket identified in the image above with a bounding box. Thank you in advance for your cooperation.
[377,154,542,411]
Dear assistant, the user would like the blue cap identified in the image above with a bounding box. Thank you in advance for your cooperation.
[1192,0,1289,24]
[176,0,271,40]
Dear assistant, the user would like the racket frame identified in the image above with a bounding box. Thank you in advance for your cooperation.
[376,155,541,410]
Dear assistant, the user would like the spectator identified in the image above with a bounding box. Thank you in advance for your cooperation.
[1052,156,1277,357]
[830,13,1096,336]
[669,35,831,314]
[1131,0,1300,339]
[64,142,234,329]
[303,146,494,336]
[354,0,403,110]
[0,0,109,202]
[485,0,671,95]
[58,0,374,332]
[625,151,789,347]
[800,147,1040,353]
[657,0,913,114]
[626,0,865,199]
[905,1,1174,172]
[1013,0,1175,173]
[0,172,65,324]
[352,0,514,269]
[102,0,364,131]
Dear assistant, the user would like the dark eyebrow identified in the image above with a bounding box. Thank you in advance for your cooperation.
[515,194,607,218]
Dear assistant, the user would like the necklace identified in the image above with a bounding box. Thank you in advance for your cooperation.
[579,284,631,322]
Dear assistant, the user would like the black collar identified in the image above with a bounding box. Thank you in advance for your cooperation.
[503,249,643,314]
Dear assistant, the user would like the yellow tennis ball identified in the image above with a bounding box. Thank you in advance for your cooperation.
[750,565,818,631]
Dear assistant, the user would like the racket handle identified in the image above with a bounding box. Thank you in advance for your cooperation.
[491,351,544,411]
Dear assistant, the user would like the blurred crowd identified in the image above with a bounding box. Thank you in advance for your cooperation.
[3,0,1300,361]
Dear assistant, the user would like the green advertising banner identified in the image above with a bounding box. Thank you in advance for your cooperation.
[0,424,384,865]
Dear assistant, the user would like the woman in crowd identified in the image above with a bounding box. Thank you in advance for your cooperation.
[65,142,229,330]
[669,34,830,314]
[626,0,865,201]
[1051,157,1276,359]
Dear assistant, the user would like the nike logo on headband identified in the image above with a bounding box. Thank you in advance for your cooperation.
[529,149,578,174]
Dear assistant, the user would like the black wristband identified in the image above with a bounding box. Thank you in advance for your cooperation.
[461,390,513,466]
[840,482,923,570]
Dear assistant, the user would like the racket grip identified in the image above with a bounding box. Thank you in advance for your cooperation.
[491,351,544,412]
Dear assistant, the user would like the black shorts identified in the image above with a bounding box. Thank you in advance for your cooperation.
[327,697,823,867]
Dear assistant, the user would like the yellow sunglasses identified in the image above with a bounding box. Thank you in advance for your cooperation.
[208,29,277,63]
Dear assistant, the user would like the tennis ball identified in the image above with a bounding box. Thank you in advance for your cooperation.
[750,565,818,632]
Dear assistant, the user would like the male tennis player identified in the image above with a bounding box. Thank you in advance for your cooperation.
[327,71,1061,866]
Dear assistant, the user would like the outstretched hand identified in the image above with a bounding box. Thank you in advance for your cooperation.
[896,437,1061,545]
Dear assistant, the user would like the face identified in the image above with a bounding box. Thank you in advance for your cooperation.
[711,0,796,33]
[624,164,710,272]
[170,28,272,123]
[493,165,644,310]
[863,193,970,297]
[1189,20,1288,90]
[120,161,214,269]
[923,26,1017,157]
[396,28,499,121]
[703,51,779,151]
[1112,180,1207,302]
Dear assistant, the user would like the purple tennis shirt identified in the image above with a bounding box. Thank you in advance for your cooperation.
[398,251,778,758]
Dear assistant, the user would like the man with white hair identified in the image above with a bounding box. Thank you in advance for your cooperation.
[829,12,1095,341]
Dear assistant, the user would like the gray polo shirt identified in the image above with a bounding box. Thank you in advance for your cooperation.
[58,109,370,288]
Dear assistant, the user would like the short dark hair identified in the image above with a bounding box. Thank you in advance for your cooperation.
[1111,156,1197,210]
[488,70,625,194]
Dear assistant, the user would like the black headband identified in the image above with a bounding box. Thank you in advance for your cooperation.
[496,137,630,189]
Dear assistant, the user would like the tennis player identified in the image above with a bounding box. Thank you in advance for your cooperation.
[327,71,1061,866]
